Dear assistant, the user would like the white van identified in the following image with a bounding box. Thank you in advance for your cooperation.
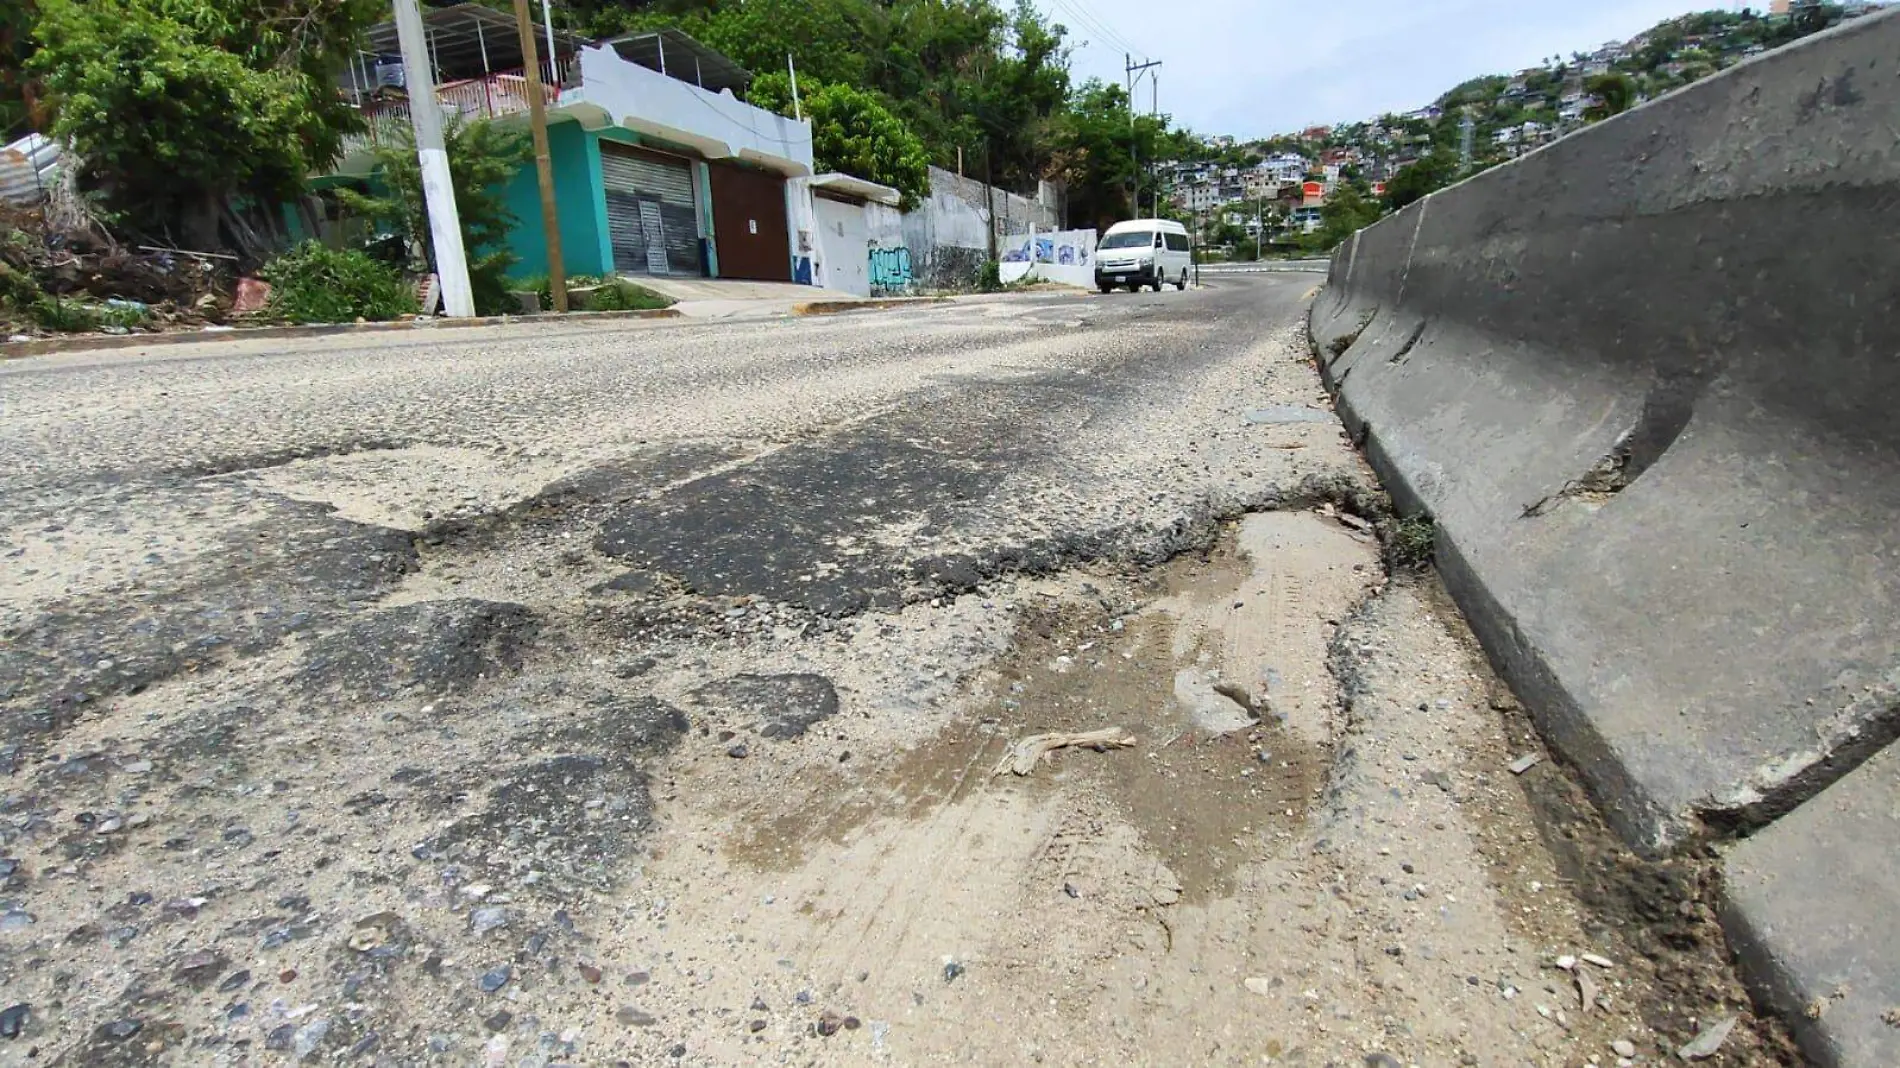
[1094,218,1191,293]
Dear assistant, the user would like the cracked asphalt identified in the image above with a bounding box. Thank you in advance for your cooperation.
[0,278,1790,1066]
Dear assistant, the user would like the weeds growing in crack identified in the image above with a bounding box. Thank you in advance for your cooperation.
[1384,515,1436,572]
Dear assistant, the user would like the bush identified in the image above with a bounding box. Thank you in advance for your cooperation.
[977,259,1002,292]
[260,242,416,324]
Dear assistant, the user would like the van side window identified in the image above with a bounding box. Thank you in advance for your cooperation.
[1164,232,1190,252]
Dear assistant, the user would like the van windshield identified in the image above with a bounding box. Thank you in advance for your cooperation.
[1099,231,1155,249]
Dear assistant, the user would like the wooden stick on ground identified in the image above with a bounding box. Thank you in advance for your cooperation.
[992,728,1137,776]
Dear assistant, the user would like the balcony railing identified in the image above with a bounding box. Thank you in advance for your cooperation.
[339,59,577,159]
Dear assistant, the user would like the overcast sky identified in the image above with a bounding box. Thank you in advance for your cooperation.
[1042,0,1722,137]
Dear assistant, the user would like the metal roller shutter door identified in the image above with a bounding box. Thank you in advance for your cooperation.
[600,146,702,276]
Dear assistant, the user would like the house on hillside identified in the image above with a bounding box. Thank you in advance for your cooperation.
[307,3,839,286]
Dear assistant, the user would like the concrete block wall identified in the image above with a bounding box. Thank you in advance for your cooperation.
[1309,11,1900,1065]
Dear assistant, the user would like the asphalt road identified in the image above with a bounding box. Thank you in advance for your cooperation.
[0,277,1784,1066]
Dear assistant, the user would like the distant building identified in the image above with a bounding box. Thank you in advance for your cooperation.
[1300,125,1332,142]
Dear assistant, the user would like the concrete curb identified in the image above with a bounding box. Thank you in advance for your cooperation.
[1310,12,1900,1064]
[1,307,682,360]
[789,297,951,317]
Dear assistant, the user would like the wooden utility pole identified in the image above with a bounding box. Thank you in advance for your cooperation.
[394,0,474,316]
[513,0,566,312]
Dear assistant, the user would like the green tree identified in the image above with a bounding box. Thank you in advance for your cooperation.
[1309,181,1382,251]
[0,0,39,136]
[1584,73,1637,120]
[1047,80,1168,231]
[749,73,930,209]
[1384,150,1457,210]
[29,0,381,248]
[337,119,532,316]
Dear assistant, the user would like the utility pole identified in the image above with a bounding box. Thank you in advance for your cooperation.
[1458,107,1475,175]
[787,54,802,121]
[393,0,474,317]
[1125,54,1161,218]
[984,142,998,264]
[513,0,565,312]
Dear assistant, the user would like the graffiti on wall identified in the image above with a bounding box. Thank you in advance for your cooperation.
[868,246,913,292]
[999,233,1094,268]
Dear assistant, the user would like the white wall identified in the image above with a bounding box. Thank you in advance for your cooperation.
[574,46,813,174]
[813,197,870,296]
[808,198,912,296]
[998,228,1098,288]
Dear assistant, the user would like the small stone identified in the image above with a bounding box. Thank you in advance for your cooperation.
[469,907,510,935]
[0,1003,27,1039]
[1678,1015,1738,1060]
[1555,954,1578,971]
[279,968,298,983]
[217,969,251,994]
[484,1010,513,1033]
[1459,1056,1479,1067]
[843,1016,861,1031]
[816,1012,843,1037]
[750,997,768,1012]
[727,744,749,759]
[580,963,603,984]
[0,909,34,931]
[100,1018,142,1041]
[174,948,227,986]
[1244,977,1273,996]
[1612,1039,1638,1057]
[292,1018,330,1058]
[942,961,964,983]
[626,971,650,986]
[669,1044,686,1058]
[266,1024,295,1051]
[795,990,812,1005]
[749,1019,767,1032]
[1581,952,1616,968]
[479,966,512,993]
[617,1006,657,1027]
[1508,753,1543,775]
[1365,1055,1402,1068]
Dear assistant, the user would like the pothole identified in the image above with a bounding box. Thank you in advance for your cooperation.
[719,508,1384,904]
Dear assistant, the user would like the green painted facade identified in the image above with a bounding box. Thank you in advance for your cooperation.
[497,120,720,282]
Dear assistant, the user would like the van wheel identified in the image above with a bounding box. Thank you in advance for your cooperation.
[1175,272,1188,291]
[1097,283,1113,294]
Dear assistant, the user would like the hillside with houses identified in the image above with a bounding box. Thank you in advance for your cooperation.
[1167,0,1887,256]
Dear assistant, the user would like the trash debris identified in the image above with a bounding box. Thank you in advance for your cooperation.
[232,278,272,317]
[992,728,1136,776]
[1580,952,1615,969]
[1676,1015,1737,1060]
[1555,954,1577,971]
[1508,753,1543,775]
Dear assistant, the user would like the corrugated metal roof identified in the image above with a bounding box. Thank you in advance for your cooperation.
[0,134,60,206]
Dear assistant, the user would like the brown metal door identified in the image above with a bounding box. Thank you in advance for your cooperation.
[708,163,791,281]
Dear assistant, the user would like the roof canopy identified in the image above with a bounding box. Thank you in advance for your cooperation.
[603,29,753,93]
[357,3,589,78]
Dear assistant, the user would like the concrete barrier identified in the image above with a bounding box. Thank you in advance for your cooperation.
[1310,12,1900,1064]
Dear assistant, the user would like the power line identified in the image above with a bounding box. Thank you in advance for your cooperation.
[1043,0,1143,60]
